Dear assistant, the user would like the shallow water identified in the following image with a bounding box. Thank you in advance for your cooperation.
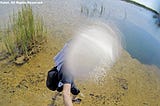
[0,38,160,106]
[0,0,160,67]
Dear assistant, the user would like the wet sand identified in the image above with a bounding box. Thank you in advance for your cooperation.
[0,36,160,106]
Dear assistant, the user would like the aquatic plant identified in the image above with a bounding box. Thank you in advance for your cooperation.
[81,3,105,17]
[4,26,15,57]
[3,5,47,62]
[0,31,2,41]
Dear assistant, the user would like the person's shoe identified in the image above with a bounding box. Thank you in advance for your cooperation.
[72,98,82,104]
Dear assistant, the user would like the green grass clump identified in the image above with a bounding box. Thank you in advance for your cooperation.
[3,5,47,60]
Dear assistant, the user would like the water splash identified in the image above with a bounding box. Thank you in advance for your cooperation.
[64,22,122,83]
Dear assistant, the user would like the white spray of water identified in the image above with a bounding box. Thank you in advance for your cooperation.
[64,23,122,83]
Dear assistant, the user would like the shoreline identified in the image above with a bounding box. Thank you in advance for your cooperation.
[122,0,159,14]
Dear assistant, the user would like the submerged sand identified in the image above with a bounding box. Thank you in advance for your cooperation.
[0,36,160,106]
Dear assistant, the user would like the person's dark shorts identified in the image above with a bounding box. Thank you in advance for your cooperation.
[56,66,80,95]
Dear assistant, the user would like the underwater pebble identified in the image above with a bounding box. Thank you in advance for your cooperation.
[89,93,94,96]
[116,78,128,90]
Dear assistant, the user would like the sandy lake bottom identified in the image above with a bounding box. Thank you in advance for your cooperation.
[0,36,160,106]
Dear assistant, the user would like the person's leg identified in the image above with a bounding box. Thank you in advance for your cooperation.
[71,82,81,103]
[71,86,80,96]
[63,83,73,106]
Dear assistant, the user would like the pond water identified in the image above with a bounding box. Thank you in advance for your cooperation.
[0,0,160,67]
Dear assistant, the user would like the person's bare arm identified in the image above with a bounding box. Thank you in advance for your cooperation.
[63,84,73,106]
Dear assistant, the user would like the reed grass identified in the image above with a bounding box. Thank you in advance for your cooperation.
[3,5,46,60]
[81,4,105,17]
